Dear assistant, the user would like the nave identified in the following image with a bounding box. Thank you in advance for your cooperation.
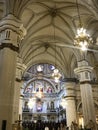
[0,0,98,130]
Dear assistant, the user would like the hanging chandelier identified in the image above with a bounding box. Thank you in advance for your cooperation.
[52,68,61,83]
[74,27,93,51]
[74,0,93,51]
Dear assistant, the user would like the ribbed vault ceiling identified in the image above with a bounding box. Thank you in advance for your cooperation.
[1,0,98,78]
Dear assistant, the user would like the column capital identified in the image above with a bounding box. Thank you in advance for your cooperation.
[74,60,93,82]
[0,14,26,52]
[74,66,93,74]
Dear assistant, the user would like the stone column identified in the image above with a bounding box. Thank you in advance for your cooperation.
[64,79,77,129]
[13,57,26,122]
[0,14,26,130]
[74,60,96,127]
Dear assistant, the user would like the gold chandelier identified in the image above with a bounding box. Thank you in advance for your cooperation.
[52,68,61,83]
[74,0,93,51]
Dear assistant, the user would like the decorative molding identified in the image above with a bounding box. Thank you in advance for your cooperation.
[80,80,98,85]
[62,78,78,83]
[0,43,19,52]
[80,80,91,84]
[74,66,93,74]
[49,8,57,17]
[64,95,76,99]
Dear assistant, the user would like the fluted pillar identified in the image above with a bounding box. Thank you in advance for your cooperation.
[74,60,96,127]
[0,14,26,130]
[64,79,77,129]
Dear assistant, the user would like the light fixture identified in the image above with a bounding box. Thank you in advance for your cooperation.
[52,68,61,83]
[52,20,61,83]
[74,0,93,51]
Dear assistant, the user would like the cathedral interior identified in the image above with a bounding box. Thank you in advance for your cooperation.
[0,0,98,130]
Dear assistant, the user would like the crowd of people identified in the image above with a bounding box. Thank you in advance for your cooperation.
[22,119,67,130]
[20,119,98,130]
